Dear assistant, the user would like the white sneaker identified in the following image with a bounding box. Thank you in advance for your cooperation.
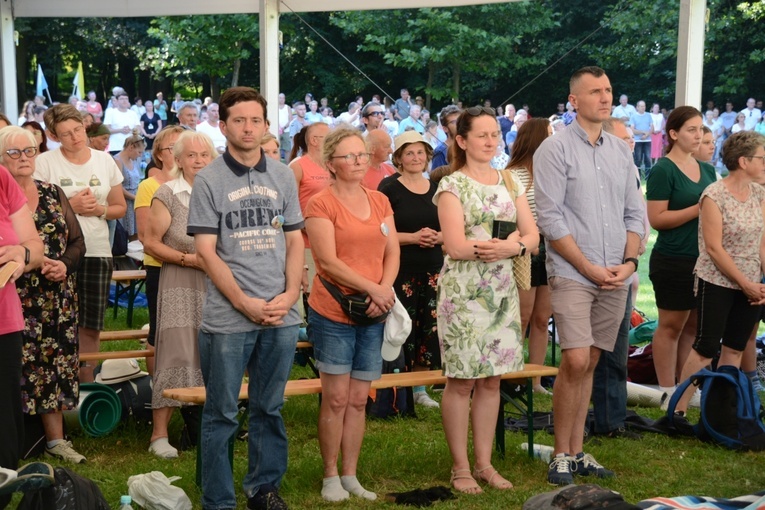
[45,440,86,464]
[659,388,676,411]
[413,391,439,408]
[688,389,701,408]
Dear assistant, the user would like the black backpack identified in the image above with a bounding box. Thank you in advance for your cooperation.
[666,365,765,451]
[17,467,110,510]
[103,375,154,424]
[366,350,415,419]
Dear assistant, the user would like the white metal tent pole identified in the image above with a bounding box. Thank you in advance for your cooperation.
[1,0,18,120]
[260,0,280,136]
[675,0,706,108]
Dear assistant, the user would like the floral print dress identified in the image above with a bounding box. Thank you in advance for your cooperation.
[434,172,524,379]
[17,182,85,414]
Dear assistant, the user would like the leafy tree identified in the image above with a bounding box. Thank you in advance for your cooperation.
[331,4,557,108]
[145,15,259,99]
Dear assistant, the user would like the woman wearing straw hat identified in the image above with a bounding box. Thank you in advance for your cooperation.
[378,131,442,408]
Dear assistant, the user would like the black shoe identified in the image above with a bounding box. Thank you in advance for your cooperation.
[573,452,614,478]
[247,485,288,510]
[604,427,642,440]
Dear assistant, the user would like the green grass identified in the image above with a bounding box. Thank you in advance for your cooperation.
[11,253,765,509]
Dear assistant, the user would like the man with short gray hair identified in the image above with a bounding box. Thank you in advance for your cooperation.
[177,102,199,131]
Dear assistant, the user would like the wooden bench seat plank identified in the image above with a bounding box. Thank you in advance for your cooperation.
[162,364,558,404]
[80,349,154,362]
[99,329,149,342]
[111,270,146,281]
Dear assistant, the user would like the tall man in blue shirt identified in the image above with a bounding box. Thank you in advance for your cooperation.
[534,66,645,486]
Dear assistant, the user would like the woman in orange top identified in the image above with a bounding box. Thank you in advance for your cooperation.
[304,128,399,503]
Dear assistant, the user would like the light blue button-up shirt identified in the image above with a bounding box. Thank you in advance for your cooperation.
[533,119,646,287]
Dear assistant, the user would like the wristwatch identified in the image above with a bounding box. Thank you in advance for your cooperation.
[518,242,527,257]
[624,257,639,270]
[23,246,30,265]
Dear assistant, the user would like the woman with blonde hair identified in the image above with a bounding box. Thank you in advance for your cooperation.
[261,132,281,161]
[144,130,217,458]
[135,124,185,376]
[305,127,399,502]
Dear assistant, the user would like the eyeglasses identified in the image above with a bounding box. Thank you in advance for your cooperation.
[331,152,371,164]
[58,126,85,140]
[466,106,496,117]
[748,155,765,163]
[365,111,384,118]
[159,145,175,152]
[5,147,38,159]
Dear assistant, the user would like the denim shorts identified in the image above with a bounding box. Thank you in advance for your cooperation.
[307,307,384,381]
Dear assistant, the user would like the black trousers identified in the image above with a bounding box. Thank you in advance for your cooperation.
[0,331,23,509]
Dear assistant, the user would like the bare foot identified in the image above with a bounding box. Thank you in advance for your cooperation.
[450,468,483,495]
[473,465,513,489]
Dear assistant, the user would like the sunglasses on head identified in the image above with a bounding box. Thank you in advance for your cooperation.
[466,106,496,117]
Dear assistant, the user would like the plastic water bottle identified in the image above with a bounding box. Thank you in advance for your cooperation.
[520,443,554,463]
[118,495,134,509]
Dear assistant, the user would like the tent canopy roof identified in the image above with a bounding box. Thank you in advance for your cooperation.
[12,0,513,18]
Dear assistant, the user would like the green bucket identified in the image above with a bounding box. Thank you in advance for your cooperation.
[63,383,122,437]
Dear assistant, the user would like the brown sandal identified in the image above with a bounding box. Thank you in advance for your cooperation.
[450,468,483,495]
[473,465,513,490]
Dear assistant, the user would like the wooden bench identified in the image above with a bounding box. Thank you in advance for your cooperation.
[164,363,558,485]
[80,349,154,362]
[111,269,147,327]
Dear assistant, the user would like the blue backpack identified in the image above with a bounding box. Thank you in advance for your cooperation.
[666,365,765,451]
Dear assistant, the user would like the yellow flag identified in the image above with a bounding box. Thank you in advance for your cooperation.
[73,61,85,100]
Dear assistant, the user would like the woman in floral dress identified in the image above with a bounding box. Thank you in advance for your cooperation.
[0,126,86,463]
[434,107,538,494]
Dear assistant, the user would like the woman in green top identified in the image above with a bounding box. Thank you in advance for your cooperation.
[646,106,717,404]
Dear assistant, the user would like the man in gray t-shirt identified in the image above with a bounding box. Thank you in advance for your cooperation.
[187,87,303,510]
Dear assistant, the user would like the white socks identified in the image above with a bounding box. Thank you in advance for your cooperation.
[322,476,349,502]
[341,475,377,501]
[149,438,178,459]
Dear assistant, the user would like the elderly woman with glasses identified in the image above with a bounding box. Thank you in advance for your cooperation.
[434,106,538,494]
[304,127,399,502]
[114,133,145,239]
[0,126,86,464]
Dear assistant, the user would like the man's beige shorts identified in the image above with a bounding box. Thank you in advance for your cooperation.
[549,276,628,352]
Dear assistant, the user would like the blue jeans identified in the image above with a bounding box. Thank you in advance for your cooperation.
[634,142,651,174]
[592,287,632,434]
[198,326,298,509]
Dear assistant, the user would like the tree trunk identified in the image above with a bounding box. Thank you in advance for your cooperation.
[210,76,220,101]
[425,62,435,111]
[452,62,461,105]
[231,41,243,88]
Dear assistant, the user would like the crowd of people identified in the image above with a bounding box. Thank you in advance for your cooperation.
[0,71,764,510]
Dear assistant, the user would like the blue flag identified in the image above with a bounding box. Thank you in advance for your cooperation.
[36,64,49,97]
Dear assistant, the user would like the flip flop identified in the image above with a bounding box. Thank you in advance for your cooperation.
[0,462,55,496]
